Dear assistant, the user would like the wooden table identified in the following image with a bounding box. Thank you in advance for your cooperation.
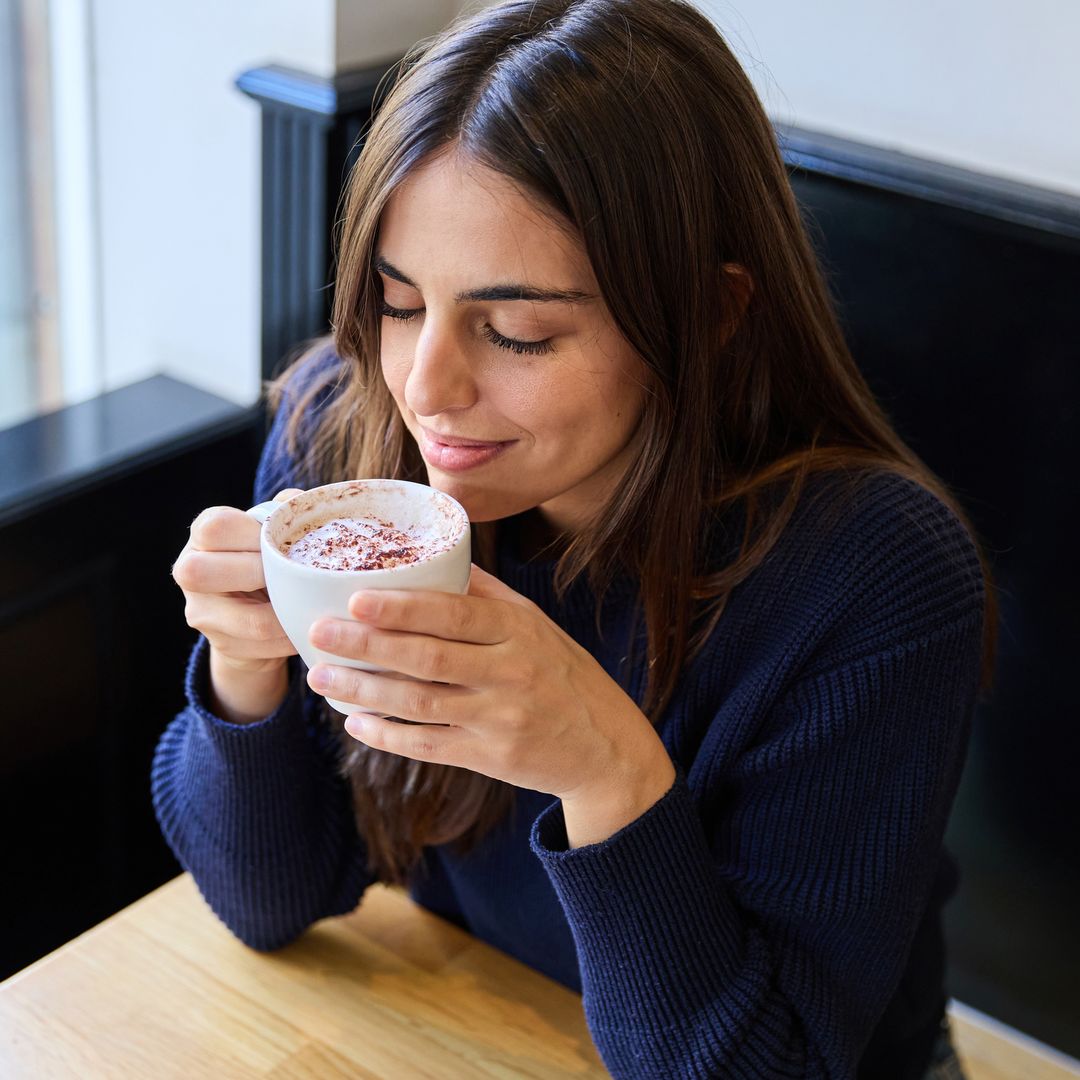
[1,874,1076,1079]
[0,875,607,1078]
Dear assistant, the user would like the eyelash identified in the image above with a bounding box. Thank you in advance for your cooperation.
[377,302,554,356]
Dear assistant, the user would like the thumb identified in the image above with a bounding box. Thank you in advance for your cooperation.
[467,562,532,607]
[273,488,304,502]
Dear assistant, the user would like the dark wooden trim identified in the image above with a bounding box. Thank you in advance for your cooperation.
[235,61,398,117]
[0,375,257,529]
[236,62,399,381]
[777,123,1080,241]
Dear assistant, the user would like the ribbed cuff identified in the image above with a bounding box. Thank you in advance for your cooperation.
[151,637,370,949]
[530,772,744,1034]
[185,633,305,739]
[154,636,319,861]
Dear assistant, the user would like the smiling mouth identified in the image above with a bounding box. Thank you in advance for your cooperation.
[420,427,513,448]
[416,425,514,468]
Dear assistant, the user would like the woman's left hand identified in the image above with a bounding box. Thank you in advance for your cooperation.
[306,564,676,846]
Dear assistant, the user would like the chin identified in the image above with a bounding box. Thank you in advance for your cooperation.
[423,472,531,524]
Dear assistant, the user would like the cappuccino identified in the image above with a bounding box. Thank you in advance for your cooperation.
[283,516,454,572]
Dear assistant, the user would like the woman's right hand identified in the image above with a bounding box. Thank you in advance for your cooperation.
[171,489,303,723]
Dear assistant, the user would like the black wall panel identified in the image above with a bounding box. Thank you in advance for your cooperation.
[789,168,1080,1054]
[0,388,261,979]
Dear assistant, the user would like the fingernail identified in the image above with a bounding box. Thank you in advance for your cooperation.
[311,620,338,647]
[350,591,375,617]
[308,666,331,691]
[344,715,367,739]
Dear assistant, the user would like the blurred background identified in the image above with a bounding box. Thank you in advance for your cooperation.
[1,0,1077,1065]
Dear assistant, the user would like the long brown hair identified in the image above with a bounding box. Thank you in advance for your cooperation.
[270,0,997,883]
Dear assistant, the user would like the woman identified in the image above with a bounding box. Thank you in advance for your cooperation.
[160,1,993,1077]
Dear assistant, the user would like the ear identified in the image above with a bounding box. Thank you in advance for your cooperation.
[719,262,754,344]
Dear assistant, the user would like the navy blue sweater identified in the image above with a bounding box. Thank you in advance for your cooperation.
[152,354,985,1079]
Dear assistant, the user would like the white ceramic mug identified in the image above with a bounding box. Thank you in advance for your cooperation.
[247,479,471,715]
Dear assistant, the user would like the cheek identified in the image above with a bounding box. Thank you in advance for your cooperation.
[562,360,646,430]
[614,381,647,431]
[490,371,551,426]
[379,342,411,399]
[530,383,635,459]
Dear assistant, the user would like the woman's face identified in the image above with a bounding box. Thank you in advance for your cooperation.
[376,150,647,533]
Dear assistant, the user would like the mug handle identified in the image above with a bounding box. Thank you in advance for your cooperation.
[246,501,280,524]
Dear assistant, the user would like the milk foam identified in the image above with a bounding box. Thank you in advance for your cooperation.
[282,516,453,571]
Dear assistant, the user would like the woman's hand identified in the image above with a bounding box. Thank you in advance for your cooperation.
[306,564,676,846]
[172,489,303,723]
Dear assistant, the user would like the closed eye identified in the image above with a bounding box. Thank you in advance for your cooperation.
[377,302,554,356]
[480,325,554,356]
[378,301,422,324]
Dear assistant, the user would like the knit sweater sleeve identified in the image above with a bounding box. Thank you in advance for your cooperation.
[151,345,374,949]
[530,480,986,1079]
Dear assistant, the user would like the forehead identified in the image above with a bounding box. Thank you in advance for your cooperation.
[377,151,593,287]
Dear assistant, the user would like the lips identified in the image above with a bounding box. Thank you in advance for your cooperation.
[417,427,516,472]
[421,429,505,447]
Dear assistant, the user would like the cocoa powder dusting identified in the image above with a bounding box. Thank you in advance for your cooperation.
[283,516,450,571]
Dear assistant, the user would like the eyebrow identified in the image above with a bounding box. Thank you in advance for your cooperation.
[373,255,595,305]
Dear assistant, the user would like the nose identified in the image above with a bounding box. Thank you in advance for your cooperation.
[403,317,479,418]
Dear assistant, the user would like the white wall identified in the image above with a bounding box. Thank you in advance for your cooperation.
[704,0,1080,197]
[91,0,336,406]
[335,0,502,70]
[336,0,459,71]
[87,0,490,408]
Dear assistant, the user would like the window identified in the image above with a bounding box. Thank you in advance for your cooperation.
[1,1,42,428]
[1,0,101,431]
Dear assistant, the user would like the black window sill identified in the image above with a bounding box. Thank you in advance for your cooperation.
[0,376,260,529]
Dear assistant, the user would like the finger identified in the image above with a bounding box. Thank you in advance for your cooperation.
[309,619,489,685]
[308,666,478,726]
[342,711,471,768]
[346,588,508,644]
[273,488,304,501]
[173,549,266,594]
[190,506,263,552]
[467,563,535,607]
[203,629,297,661]
[187,591,290,646]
